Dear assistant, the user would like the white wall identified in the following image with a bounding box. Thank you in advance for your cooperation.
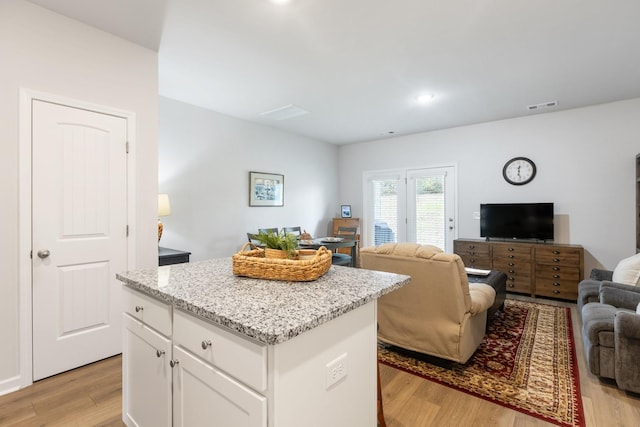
[159,97,340,261]
[339,98,640,274]
[0,0,158,392]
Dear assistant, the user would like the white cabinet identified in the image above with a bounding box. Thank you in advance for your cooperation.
[172,345,266,427]
[122,314,172,427]
[122,285,377,427]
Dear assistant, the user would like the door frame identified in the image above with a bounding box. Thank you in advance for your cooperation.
[18,89,137,388]
[362,164,458,249]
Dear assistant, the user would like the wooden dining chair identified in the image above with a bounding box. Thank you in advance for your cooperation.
[331,226,357,266]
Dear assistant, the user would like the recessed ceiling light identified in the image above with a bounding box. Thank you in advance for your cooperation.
[415,94,435,104]
[269,0,291,4]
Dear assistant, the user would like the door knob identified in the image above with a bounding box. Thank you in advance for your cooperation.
[37,249,50,259]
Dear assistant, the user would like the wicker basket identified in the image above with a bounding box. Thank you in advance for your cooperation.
[232,243,332,281]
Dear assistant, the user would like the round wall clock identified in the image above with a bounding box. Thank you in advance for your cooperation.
[502,157,536,185]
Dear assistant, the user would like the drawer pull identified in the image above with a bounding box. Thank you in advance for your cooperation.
[170,359,179,368]
[470,258,476,263]
[553,282,561,286]
[470,251,475,256]
[553,250,560,255]
[553,274,560,279]
[135,305,143,313]
[553,258,560,262]
[508,255,515,259]
[553,290,561,294]
[508,270,515,274]
[508,283,514,288]
[201,340,212,350]
[508,262,515,266]
[508,276,514,281]
[508,247,514,252]
[156,349,165,358]
[553,267,560,271]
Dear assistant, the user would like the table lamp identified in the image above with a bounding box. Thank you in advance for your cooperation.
[158,194,171,243]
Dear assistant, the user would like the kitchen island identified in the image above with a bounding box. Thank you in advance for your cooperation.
[116,257,410,427]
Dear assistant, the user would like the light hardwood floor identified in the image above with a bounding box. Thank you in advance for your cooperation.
[0,296,638,426]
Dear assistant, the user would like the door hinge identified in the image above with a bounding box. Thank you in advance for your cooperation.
[126,141,129,154]
[30,250,33,259]
[126,225,129,237]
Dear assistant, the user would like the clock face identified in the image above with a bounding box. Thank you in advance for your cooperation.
[503,157,536,185]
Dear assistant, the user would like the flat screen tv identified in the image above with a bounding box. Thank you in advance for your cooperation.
[480,203,554,241]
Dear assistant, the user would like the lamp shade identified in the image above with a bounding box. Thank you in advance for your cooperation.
[158,194,171,217]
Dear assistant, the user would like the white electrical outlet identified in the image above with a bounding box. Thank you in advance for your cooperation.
[326,353,348,389]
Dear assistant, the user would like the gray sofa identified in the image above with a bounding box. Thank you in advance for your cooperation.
[578,270,640,393]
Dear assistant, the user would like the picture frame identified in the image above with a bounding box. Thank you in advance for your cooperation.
[249,171,284,207]
[341,205,352,218]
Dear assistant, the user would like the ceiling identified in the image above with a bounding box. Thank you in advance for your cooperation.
[27,0,640,145]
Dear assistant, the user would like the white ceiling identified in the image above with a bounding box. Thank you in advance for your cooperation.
[27,0,640,144]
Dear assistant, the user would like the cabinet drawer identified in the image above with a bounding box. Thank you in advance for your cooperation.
[492,247,532,263]
[535,247,582,265]
[505,276,531,294]
[493,262,532,279]
[173,310,267,393]
[535,265,581,281]
[458,254,491,269]
[535,282,578,300]
[124,286,172,336]
[454,241,490,255]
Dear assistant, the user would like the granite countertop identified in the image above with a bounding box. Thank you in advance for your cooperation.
[116,258,410,345]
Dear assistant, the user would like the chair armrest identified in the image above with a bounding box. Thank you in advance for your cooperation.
[600,281,640,311]
[590,268,613,281]
[614,311,640,393]
[468,283,496,315]
[616,311,640,340]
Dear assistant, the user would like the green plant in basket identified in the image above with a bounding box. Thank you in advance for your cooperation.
[255,230,299,259]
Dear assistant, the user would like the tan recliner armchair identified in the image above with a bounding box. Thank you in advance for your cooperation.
[361,243,496,363]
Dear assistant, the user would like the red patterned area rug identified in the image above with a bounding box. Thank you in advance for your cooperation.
[378,299,585,427]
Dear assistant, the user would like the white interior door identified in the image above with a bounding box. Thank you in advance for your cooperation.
[31,100,128,380]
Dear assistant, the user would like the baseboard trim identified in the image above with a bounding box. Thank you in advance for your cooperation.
[0,375,22,396]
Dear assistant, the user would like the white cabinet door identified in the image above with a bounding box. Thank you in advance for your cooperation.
[122,314,172,427]
[172,345,267,427]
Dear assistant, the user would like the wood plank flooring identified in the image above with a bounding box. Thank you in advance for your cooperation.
[0,295,638,426]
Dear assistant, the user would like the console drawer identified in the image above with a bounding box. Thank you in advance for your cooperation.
[173,309,267,393]
[458,254,491,269]
[535,247,582,265]
[535,281,578,300]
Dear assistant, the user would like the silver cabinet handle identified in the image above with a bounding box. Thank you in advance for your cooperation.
[37,249,50,259]
[201,340,212,350]
[170,359,179,368]
[135,306,143,312]
[156,349,165,358]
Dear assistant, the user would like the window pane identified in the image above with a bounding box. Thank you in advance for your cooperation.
[415,175,445,248]
[371,179,398,245]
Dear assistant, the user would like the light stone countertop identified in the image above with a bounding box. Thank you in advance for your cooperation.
[116,257,410,345]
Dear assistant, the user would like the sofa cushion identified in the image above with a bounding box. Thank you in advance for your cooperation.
[612,253,640,286]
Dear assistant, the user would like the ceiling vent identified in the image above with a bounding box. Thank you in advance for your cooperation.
[260,104,309,121]
[527,101,558,111]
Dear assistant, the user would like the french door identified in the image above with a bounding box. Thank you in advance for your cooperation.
[363,166,456,252]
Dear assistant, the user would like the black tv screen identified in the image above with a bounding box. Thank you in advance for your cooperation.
[480,203,554,241]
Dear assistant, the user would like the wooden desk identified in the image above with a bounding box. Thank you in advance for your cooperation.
[158,247,191,266]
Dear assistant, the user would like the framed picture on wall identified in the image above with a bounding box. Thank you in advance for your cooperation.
[249,171,284,207]
[341,205,352,218]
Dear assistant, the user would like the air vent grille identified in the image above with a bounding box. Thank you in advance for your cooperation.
[527,101,558,111]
